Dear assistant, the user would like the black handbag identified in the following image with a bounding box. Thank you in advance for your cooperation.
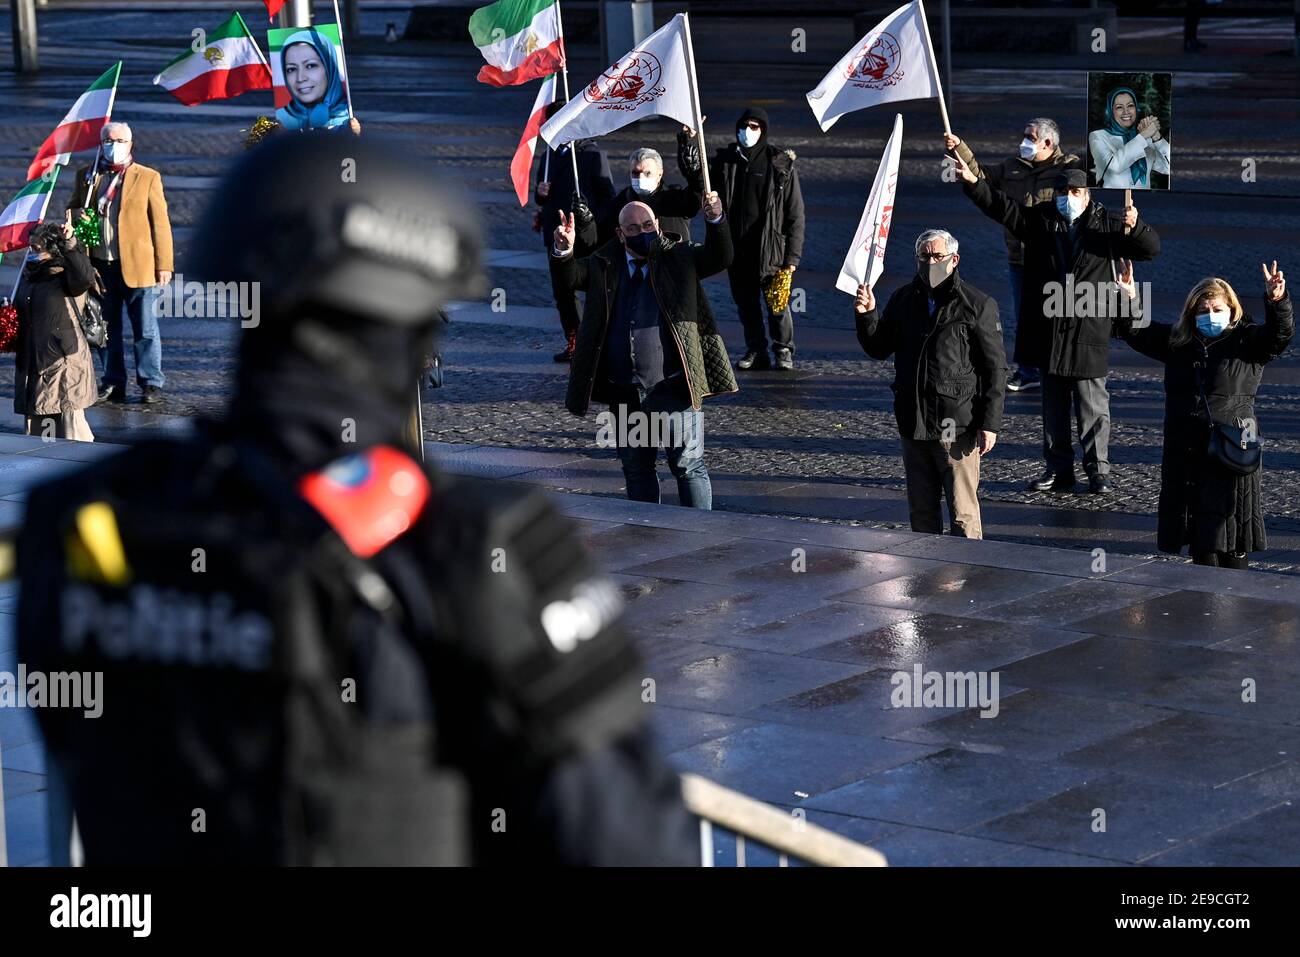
[68,272,108,349]
[1192,360,1260,476]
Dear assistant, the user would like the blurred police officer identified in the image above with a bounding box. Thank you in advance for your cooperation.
[17,133,697,867]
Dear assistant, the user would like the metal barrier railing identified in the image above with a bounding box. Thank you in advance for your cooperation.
[680,773,887,867]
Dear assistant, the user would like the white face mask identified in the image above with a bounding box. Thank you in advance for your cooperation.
[630,173,659,196]
[1018,137,1038,160]
[104,141,131,165]
[737,127,760,148]
[918,256,953,288]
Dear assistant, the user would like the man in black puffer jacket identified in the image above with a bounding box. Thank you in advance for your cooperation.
[854,228,1006,539]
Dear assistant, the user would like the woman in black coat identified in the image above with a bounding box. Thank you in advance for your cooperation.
[1116,260,1292,568]
[13,222,99,441]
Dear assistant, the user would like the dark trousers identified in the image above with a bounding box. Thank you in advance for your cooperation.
[1007,262,1037,378]
[1042,373,1110,476]
[94,257,163,389]
[545,238,581,338]
[727,251,794,356]
[900,431,982,538]
[609,384,710,509]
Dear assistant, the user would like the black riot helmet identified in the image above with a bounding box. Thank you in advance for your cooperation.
[189,131,484,328]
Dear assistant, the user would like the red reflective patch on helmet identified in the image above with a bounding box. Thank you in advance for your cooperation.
[298,446,430,558]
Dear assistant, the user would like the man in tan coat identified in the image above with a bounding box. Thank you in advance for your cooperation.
[67,121,173,404]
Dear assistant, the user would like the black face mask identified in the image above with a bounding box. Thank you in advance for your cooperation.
[623,231,657,257]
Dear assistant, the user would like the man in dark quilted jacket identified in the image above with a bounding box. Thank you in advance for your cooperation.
[552,192,737,509]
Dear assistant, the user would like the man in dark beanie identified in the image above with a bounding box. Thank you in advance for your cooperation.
[954,157,1161,494]
[705,106,805,371]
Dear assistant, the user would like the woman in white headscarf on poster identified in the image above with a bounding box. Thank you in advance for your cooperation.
[1088,86,1169,189]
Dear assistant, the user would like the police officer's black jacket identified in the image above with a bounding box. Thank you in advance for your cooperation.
[964,176,1161,377]
[16,422,699,866]
[1116,293,1293,555]
[856,270,1006,441]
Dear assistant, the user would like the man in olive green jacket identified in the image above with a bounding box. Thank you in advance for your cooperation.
[945,118,1081,392]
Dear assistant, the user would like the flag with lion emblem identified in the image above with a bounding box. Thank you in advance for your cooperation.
[153,11,273,106]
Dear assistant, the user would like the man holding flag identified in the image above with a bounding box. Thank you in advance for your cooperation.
[854,228,1005,539]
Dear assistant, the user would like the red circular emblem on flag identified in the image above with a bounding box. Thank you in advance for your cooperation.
[846,32,904,89]
[584,50,664,109]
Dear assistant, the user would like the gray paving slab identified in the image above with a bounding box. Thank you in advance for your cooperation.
[719,601,919,656]
[799,613,1091,674]
[828,563,1078,617]
[1065,590,1300,647]
[886,689,1176,761]
[968,771,1281,864]
[1144,803,1300,867]
[2,790,49,868]
[808,748,1093,833]
[668,723,938,806]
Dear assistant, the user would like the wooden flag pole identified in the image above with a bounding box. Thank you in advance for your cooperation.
[914,0,951,135]
[680,13,711,195]
[1124,187,1132,235]
[554,1,582,199]
[331,0,356,119]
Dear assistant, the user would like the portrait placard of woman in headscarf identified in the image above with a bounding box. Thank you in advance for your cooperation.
[1087,72,1172,190]
[271,26,354,133]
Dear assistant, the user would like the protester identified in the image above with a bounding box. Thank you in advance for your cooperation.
[954,159,1161,494]
[708,106,805,371]
[586,135,702,248]
[535,101,616,362]
[555,192,735,509]
[276,28,362,134]
[1088,86,1170,189]
[943,119,1081,392]
[12,223,98,442]
[1115,261,1292,569]
[66,122,173,405]
[18,133,698,866]
[854,229,1004,538]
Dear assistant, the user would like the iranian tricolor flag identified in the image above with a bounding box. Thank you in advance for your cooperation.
[0,169,61,254]
[26,63,120,182]
[153,12,273,106]
[511,74,557,206]
[470,0,565,87]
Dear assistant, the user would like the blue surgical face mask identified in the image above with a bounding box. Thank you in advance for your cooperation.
[1018,137,1038,160]
[1195,309,1232,337]
[1056,194,1086,222]
[737,127,760,148]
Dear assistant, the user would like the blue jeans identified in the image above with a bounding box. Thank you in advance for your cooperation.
[1007,262,1037,379]
[610,385,711,509]
[93,258,164,390]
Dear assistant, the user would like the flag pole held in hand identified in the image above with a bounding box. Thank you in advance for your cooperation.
[914,0,950,134]
[554,0,582,198]
[331,0,356,120]
[681,12,711,195]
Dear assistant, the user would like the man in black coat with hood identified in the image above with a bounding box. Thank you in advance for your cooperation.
[707,106,806,371]
[535,101,617,362]
[955,159,1161,494]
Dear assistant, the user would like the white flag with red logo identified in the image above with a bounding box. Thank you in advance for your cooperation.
[539,13,694,147]
[837,113,903,296]
[806,0,940,133]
